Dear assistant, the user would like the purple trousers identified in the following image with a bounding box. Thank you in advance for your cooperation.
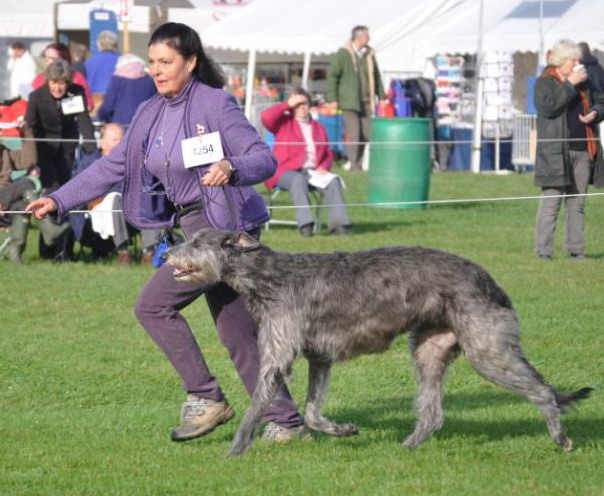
[134,209,302,428]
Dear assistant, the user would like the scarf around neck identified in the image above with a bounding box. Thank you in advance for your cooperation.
[546,65,598,159]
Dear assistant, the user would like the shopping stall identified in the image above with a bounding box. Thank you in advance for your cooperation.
[375,0,604,172]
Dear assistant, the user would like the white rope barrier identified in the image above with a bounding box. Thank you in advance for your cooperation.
[3,192,603,216]
[2,136,602,146]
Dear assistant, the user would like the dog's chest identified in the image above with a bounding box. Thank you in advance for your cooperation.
[305,321,403,362]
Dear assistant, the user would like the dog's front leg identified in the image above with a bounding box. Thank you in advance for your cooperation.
[228,368,284,456]
[305,359,359,437]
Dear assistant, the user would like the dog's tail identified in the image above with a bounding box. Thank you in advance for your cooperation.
[555,387,593,413]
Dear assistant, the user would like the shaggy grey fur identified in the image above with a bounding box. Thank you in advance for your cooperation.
[164,228,592,456]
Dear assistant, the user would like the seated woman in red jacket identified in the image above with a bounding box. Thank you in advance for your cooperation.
[262,88,351,236]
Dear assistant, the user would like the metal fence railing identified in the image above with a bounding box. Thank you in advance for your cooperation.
[511,113,537,173]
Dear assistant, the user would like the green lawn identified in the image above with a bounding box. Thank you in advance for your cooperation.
[1,169,603,495]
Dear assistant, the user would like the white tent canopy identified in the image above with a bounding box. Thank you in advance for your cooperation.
[57,1,151,34]
[0,0,58,38]
[199,0,466,116]
[377,0,604,73]
[202,0,465,55]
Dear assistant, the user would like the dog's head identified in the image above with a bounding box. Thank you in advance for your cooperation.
[164,229,260,284]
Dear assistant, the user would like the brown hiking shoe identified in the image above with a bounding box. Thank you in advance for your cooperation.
[170,395,235,442]
[140,249,154,265]
[261,422,313,442]
[117,249,132,266]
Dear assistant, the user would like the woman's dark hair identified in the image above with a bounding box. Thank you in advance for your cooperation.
[148,22,225,89]
[44,42,72,64]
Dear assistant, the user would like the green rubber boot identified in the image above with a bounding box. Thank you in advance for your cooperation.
[8,214,29,264]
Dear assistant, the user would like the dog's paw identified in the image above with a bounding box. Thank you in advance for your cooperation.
[333,423,359,437]
[403,434,426,450]
[227,443,247,457]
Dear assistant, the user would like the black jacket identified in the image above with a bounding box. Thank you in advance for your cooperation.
[534,72,604,188]
[25,83,95,190]
[581,53,604,96]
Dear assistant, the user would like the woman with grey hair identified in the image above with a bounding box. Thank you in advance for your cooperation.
[534,39,604,260]
[26,59,96,190]
[86,30,120,96]
[24,59,96,260]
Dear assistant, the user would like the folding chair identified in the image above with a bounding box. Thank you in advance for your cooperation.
[264,186,323,233]
[0,225,11,260]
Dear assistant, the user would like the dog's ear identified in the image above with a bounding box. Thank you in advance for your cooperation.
[223,232,260,252]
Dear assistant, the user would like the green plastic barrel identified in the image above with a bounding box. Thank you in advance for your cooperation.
[368,118,431,209]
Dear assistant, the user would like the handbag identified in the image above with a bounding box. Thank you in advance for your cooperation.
[152,228,184,268]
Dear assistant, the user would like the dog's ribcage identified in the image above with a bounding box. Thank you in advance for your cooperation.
[224,246,511,362]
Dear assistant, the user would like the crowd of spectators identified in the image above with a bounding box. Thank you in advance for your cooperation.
[1,31,160,264]
[3,26,604,262]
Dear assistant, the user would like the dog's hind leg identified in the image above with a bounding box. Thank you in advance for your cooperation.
[304,358,359,437]
[460,312,588,450]
[404,329,460,449]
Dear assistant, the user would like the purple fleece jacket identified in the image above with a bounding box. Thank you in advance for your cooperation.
[49,80,275,231]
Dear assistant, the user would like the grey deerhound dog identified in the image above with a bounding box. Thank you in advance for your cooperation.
[164,228,592,456]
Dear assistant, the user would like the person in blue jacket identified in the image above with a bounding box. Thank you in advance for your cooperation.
[85,30,120,96]
[98,54,157,127]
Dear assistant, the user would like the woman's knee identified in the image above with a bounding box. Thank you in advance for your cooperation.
[134,284,170,323]
[134,290,155,323]
[290,172,308,189]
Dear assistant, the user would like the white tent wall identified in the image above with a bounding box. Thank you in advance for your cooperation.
[199,0,468,118]
[57,2,151,33]
[202,0,418,55]
[376,0,604,74]
[374,0,604,172]
[169,0,253,31]
[0,1,58,39]
[0,1,59,100]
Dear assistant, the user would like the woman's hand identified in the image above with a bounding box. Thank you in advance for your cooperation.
[201,160,234,187]
[26,197,57,220]
[567,67,587,86]
[287,94,309,109]
[579,110,598,124]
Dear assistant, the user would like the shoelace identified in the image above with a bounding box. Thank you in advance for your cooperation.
[263,423,287,439]
[182,398,211,423]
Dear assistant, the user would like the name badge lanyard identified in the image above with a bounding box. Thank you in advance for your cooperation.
[141,114,185,197]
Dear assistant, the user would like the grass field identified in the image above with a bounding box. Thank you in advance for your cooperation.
[1,169,603,495]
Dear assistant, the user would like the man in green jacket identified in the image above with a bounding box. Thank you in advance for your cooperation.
[327,26,386,172]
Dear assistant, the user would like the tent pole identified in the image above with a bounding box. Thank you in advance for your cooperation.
[471,0,485,173]
[495,122,500,172]
[244,48,257,121]
[302,50,311,90]
[122,21,130,54]
[538,0,544,64]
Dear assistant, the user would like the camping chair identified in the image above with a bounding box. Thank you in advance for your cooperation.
[0,224,11,260]
[264,186,323,233]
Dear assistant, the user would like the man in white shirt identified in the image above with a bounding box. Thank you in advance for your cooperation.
[7,41,37,100]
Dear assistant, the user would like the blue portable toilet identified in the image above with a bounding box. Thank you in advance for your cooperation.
[89,9,118,57]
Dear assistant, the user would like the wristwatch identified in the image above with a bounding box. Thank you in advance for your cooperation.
[224,158,237,182]
[225,159,236,174]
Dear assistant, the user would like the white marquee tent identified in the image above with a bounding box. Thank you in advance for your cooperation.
[198,0,604,172]
[0,0,58,38]
[199,0,466,116]
[377,0,604,73]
